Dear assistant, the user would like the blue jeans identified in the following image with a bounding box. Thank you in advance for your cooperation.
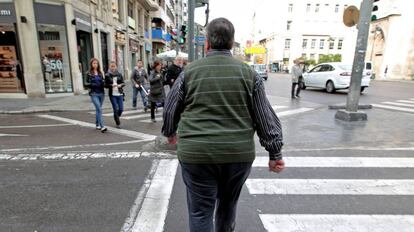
[180,162,252,232]
[109,95,124,125]
[90,94,105,128]
[132,86,148,108]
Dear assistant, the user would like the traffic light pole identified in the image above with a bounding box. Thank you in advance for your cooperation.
[188,0,195,62]
[335,0,374,121]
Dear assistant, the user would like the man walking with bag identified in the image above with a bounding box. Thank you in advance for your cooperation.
[162,18,285,232]
[131,60,149,111]
[291,59,303,99]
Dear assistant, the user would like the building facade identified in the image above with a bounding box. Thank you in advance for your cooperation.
[253,0,360,71]
[0,0,164,98]
[367,0,414,80]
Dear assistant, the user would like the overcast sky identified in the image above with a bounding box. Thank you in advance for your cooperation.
[194,0,264,44]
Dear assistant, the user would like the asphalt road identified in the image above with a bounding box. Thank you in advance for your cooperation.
[1,73,414,232]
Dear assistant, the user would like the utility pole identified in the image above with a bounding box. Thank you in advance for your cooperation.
[335,0,374,121]
[188,0,195,62]
[195,24,199,60]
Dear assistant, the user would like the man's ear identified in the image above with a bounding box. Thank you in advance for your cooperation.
[205,39,210,53]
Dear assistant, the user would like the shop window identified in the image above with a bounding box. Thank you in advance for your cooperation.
[0,24,24,93]
[38,24,72,93]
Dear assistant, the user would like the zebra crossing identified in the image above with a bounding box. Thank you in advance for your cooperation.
[372,98,414,114]
[246,155,414,231]
[98,105,315,124]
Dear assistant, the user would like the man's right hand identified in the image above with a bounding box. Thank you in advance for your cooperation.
[269,159,285,173]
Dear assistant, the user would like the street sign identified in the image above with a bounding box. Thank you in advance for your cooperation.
[195,36,205,42]
[343,6,360,27]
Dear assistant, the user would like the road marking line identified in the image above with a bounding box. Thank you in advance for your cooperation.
[0,152,175,161]
[382,102,414,108]
[277,107,314,118]
[282,146,414,152]
[397,100,414,104]
[245,179,414,195]
[121,160,160,232]
[0,124,73,129]
[130,159,178,232]
[272,105,288,111]
[123,112,162,120]
[38,114,156,140]
[253,156,414,168]
[0,140,146,153]
[139,116,163,123]
[260,214,414,232]
[0,133,28,137]
[372,104,414,113]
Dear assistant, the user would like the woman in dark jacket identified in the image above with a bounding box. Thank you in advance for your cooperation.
[148,60,165,123]
[84,58,107,133]
[105,61,125,128]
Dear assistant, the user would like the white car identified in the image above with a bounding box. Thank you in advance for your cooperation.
[301,62,371,93]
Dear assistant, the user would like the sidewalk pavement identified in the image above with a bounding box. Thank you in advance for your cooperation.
[0,82,146,114]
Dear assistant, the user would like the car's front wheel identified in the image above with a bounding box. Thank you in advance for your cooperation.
[326,81,336,93]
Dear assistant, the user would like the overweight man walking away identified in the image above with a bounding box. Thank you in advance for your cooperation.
[162,18,285,232]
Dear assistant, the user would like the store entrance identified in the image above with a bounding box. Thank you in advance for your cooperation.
[77,30,93,85]
[0,24,24,93]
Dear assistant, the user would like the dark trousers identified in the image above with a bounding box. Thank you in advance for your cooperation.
[150,101,164,119]
[109,95,124,125]
[291,82,301,97]
[180,162,253,232]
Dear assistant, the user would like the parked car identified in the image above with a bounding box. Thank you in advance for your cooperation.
[301,62,371,93]
[251,64,268,81]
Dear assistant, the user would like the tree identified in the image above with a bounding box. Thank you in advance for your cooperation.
[318,54,342,64]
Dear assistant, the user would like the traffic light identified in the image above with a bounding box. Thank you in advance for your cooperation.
[371,0,380,21]
[179,25,187,44]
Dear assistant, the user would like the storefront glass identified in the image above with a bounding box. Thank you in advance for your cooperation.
[0,24,24,93]
[38,24,72,93]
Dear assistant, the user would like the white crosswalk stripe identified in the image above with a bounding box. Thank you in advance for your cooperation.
[248,154,414,231]
[372,98,414,114]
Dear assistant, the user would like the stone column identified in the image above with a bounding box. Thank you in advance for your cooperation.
[14,0,45,97]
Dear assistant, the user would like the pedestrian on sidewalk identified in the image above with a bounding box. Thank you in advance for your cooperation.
[165,56,184,88]
[131,60,149,111]
[291,59,303,99]
[85,58,107,133]
[162,18,285,232]
[148,60,165,123]
[105,61,125,129]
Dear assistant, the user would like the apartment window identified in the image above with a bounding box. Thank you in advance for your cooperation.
[128,1,133,18]
[302,53,307,58]
[310,53,315,59]
[344,4,348,10]
[287,21,292,30]
[306,4,311,12]
[311,39,316,49]
[320,39,325,49]
[288,4,293,12]
[112,0,121,20]
[315,4,320,12]
[335,4,339,13]
[285,39,291,49]
[329,39,335,49]
[338,39,343,50]
[302,39,308,49]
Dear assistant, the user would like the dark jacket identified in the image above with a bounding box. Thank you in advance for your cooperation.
[166,64,182,86]
[85,72,105,95]
[130,67,148,88]
[148,70,165,103]
[104,70,125,96]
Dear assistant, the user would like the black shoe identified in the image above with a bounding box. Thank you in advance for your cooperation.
[116,125,121,129]
[291,96,297,99]
[296,95,301,98]
[151,118,156,123]
[101,127,107,133]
